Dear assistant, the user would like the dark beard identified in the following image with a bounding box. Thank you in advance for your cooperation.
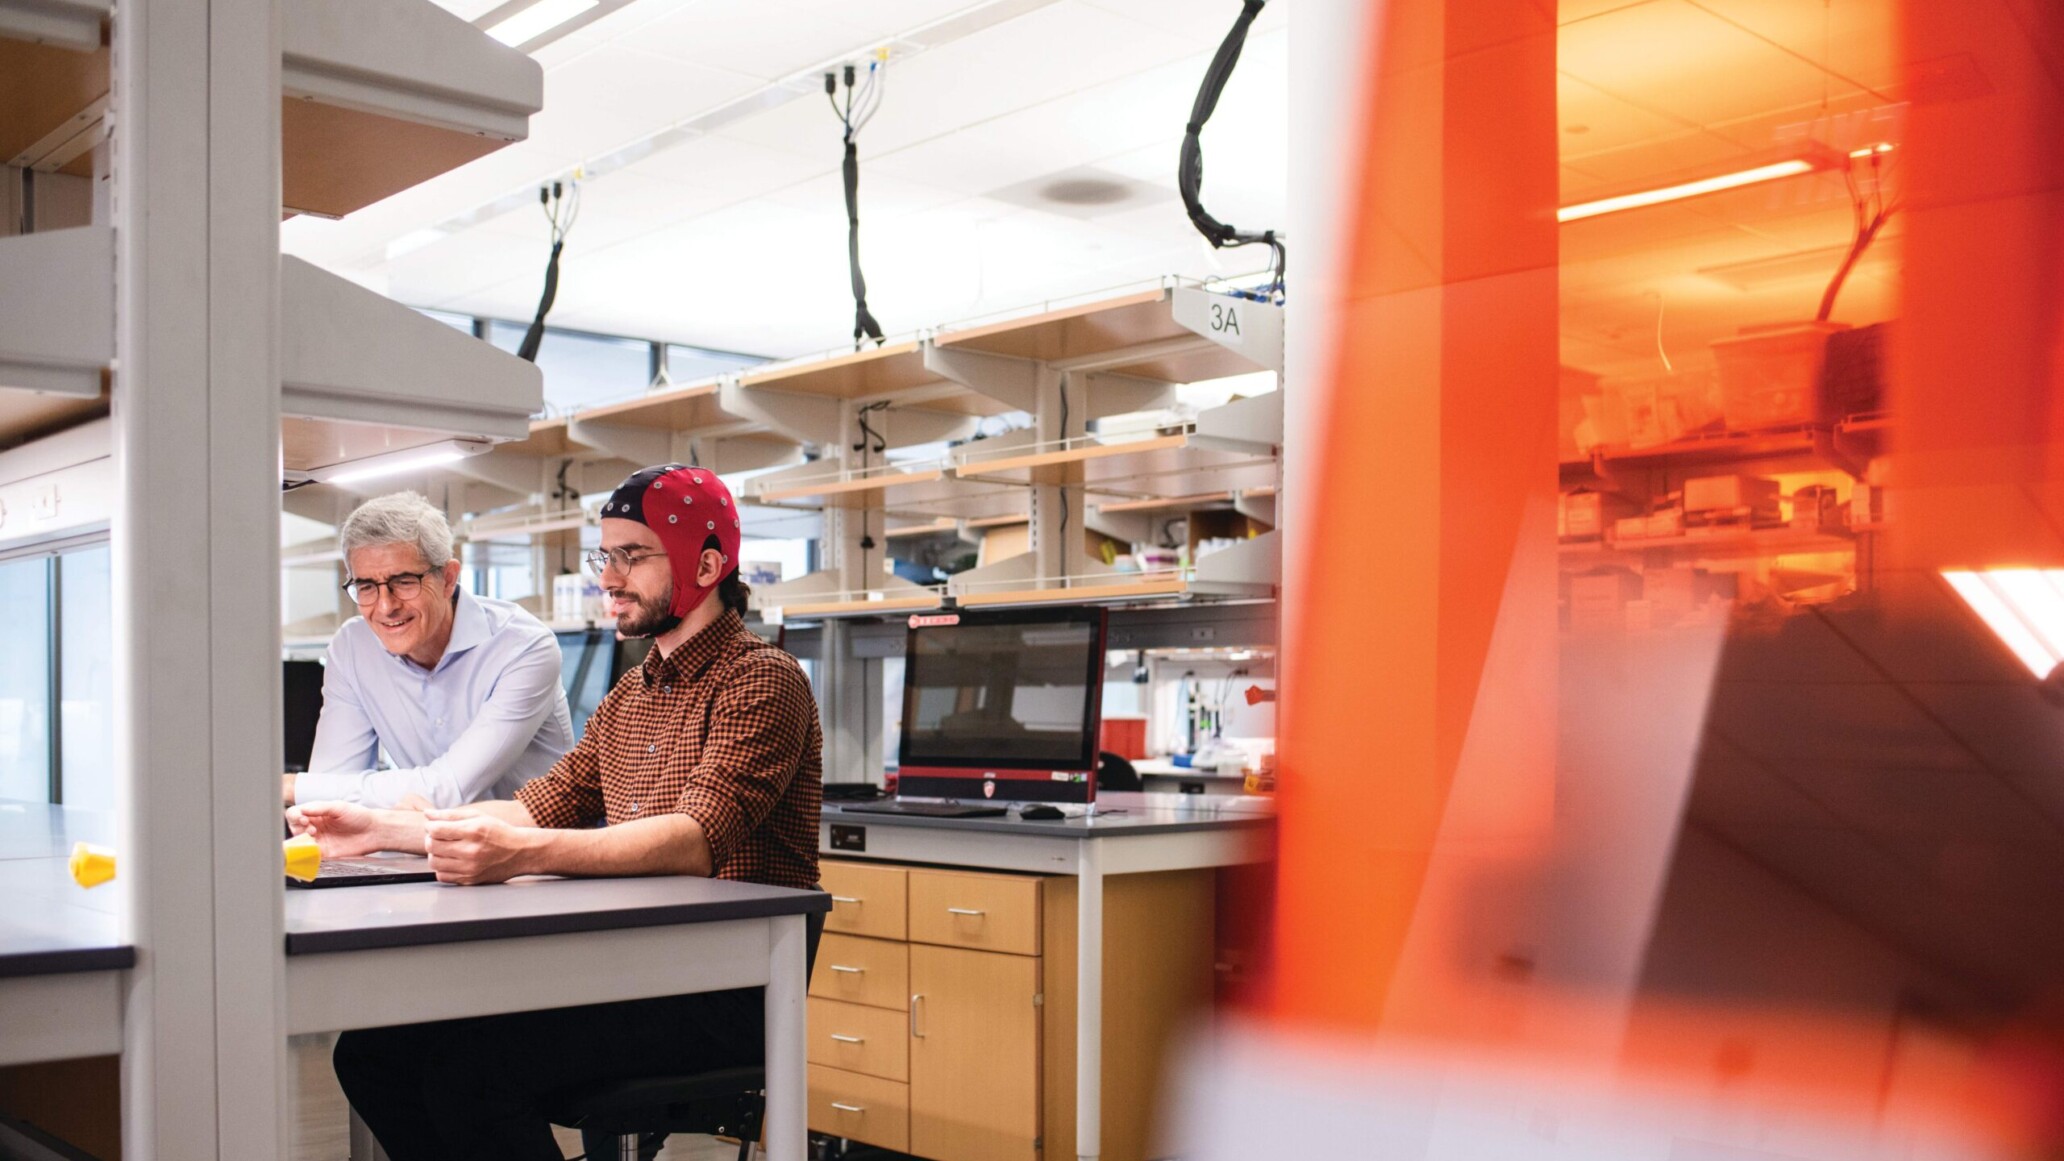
[613,584,682,639]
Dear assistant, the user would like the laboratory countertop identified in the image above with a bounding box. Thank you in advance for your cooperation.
[284,874,831,956]
[820,789,1273,838]
[0,802,131,979]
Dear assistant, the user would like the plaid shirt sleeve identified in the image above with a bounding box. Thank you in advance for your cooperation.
[672,649,814,868]
[515,684,612,828]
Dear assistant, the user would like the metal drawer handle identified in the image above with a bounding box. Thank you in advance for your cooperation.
[911,993,925,1038]
[831,895,861,904]
[830,1102,866,1113]
[828,964,865,974]
[945,907,985,916]
[829,1033,866,1044]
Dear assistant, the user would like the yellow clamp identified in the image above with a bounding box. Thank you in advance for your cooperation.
[284,834,322,882]
[69,842,116,889]
[69,836,325,887]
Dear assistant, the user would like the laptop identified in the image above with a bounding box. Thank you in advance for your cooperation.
[286,853,437,889]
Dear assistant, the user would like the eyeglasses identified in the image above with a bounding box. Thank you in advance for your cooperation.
[342,570,436,605]
[581,547,668,576]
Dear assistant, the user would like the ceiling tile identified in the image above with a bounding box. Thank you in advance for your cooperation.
[527,46,763,161]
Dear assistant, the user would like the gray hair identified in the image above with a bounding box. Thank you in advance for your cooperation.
[338,492,454,570]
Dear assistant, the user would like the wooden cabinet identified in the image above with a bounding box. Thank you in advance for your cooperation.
[820,861,909,941]
[907,868,1043,956]
[809,858,1214,1161]
[909,943,1042,1161]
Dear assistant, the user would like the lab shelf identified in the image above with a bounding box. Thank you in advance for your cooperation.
[1559,416,1885,488]
[0,227,111,449]
[932,285,1281,383]
[2,0,541,215]
[949,427,1278,499]
[0,0,105,50]
[279,256,542,474]
[1094,485,1277,517]
[1558,525,1859,566]
[570,380,736,435]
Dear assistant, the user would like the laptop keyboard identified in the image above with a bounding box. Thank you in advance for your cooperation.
[317,859,412,878]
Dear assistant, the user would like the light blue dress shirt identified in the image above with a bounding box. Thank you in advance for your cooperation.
[297,591,575,809]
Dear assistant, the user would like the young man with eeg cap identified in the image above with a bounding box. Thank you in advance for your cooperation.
[292,465,824,1160]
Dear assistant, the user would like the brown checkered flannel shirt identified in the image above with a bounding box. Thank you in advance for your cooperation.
[516,610,823,891]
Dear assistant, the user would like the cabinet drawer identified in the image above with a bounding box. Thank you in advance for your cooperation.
[808,1065,908,1153]
[820,861,908,941]
[810,933,909,1012]
[908,869,1042,956]
[807,997,908,1083]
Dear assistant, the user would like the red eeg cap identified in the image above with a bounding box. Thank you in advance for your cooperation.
[601,463,742,618]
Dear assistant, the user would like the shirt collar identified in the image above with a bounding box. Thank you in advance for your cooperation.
[434,589,489,673]
[641,609,744,687]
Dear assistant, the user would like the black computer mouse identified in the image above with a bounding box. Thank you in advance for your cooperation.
[1019,805,1065,821]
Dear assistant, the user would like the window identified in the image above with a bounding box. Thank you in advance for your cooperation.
[665,342,765,383]
[59,546,114,811]
[0,544,112,805]
[488,322,652,415]
[0,556,51,802]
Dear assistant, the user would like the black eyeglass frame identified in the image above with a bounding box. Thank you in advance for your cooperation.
[340,569,440,605]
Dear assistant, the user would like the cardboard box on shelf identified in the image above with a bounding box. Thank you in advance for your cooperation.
[1558,365,1605,461]
[1566,566,1641,632]
[1587,367,1723,451]
[1685,474,1782,517]
[1711,321,1850,429]
[1790,485,1846,531]
[1562,489,1638,541]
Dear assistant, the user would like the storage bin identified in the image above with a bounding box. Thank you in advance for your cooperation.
[1712,321,1850,429]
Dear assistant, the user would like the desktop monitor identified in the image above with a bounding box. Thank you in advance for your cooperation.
[896,605,1107,805]
[282,659,325,773]
[557,628,623,741]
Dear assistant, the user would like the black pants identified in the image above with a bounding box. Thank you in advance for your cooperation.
[333,987,763,1161]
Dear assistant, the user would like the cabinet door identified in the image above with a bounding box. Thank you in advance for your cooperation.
[909,944,1041,1161]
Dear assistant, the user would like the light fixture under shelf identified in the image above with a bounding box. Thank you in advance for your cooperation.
[296,438,492,489]
[480,0,602,50]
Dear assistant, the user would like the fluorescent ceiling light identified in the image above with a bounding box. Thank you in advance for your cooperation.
[1942,568,2064,678]
[1558,159,1819,224]
[313,439,492,487]
[485,0,596,48]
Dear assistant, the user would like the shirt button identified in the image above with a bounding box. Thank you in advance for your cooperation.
[630,803,641,814]
[647,744,657,754]
[663,685,671,694]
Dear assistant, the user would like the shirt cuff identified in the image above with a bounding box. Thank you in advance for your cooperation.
[292,770,365,806]
[675,795,744,867]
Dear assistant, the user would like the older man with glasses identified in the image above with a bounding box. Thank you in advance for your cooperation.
[283,491,575,810]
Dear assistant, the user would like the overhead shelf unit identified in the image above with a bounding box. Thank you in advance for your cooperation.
[3,0,542,217]
[751,283,1286,619]
[0,224,111,449]
[279,255,543,476]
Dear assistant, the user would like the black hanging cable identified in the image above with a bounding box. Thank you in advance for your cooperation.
[518,179,581,363]
[1817,150,1897,322]
[1179,0,1284,301]
[828,61,887,348]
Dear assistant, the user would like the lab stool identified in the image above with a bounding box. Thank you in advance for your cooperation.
[544,1067,765,1161]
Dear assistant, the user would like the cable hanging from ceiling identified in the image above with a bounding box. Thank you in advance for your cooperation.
[828,53,888,348]
[517,176,581,363]
[1180,0,1284,302]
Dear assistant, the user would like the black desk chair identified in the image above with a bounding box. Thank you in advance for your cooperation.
[543,910,824,1161]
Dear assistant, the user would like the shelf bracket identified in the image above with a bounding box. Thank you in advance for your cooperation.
[446,449,544,498]
[1192,390,1283,454]
[565,418,670,466]
[1076,370,1176,421]
[923,343,1041,413]
[688,432,803,475]
[718,382,843,446]
[1813,428,1867,480]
